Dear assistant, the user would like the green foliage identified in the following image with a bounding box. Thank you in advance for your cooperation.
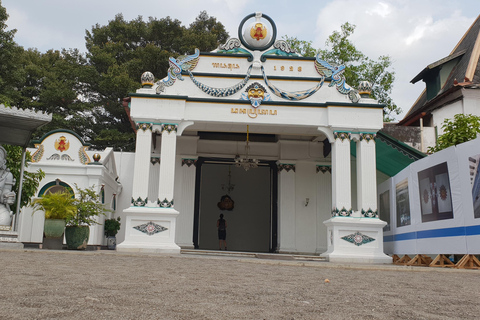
[104,217,121,237]
[83,11,229,150]
[1,8,227,151]
[284,23,400,121]
[0,2,23,106]
[14,48,99,142]
[3,145,45,213]
[281,36,318,57]
[428,114,480,153]
[31,191,76,220]
[66,184,111,227]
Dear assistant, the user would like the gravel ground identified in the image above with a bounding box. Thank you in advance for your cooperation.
[0,249,479,320]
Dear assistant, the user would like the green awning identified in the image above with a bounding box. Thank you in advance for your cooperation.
[351,131,426,177]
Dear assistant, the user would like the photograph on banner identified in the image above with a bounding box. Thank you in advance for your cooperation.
[396,179,410,227]
[470,154,480,219]
[417,162,453,222]
[379,190,390,231]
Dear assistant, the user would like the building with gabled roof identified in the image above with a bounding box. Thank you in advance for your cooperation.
[399,14,480,148]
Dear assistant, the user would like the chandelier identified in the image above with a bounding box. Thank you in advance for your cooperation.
[235,125,259,171]
[221,166,235,194]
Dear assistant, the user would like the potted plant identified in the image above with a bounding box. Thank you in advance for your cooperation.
[65,184,110,250]
[104,217,121,249]
[32,191,76,239]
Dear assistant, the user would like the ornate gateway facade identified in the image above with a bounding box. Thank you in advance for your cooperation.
[118,13,391,263]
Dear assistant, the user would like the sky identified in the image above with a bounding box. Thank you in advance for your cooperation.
[2,0,479,120]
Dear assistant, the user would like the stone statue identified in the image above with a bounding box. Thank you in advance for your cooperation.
[0,146,16,227]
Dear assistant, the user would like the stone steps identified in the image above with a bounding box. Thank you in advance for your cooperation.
[181,249,326,262]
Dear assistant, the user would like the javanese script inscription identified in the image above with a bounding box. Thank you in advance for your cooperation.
[231,108,277,119]
[212,62,240,70]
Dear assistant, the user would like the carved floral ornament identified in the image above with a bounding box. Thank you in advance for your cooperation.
[158,198,174,208]
[136,123,152,132]
[361,208,378,218]
[161,124,178,134]
[333,132,351,142]
[316,165,331,174]
[182,159,197,167]
[359,133,376,143]
[131,196,148,207]
[332,207,353,217]
[277,163,295,173]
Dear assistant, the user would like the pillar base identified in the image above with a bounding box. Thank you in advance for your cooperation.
[116,206,181,254]
[321,216,392,264]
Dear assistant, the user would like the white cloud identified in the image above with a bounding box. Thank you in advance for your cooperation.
[313,0,477,119]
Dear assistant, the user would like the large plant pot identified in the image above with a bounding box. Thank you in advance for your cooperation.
[44,219,66,238]
[65,226,90,250]
[106,236,117,250]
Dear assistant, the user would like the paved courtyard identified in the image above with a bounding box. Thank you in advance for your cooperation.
[1,249,479,319]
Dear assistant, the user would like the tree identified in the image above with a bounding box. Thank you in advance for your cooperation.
[285,23,400,121]
[84,11,229,150]
[428,114,480,153]
[4,145,45,214]
[14,48,99,142]
[0,1,23,106]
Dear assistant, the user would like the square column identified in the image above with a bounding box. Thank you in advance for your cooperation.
[117,123,180,254]
[321,131,391,264]
[357,133,378,217]
[331,132,352,217]
[157,124,178,207]
[277,162,297,253]
[131,123,153,206]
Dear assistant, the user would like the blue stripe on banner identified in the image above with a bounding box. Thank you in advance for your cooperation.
[395,232,417,241]
[384,225,480,242]
[384,235,394,242]
[417,227,466,239]
[466,225,480,236]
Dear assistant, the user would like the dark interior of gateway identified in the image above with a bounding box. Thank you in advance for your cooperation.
[193,158,278,253]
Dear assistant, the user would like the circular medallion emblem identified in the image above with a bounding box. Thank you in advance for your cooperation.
[238,13,277,51]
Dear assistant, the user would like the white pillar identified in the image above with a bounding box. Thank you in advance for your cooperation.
[131,123,152,206]
[321,132,391,264]
[356,133,378,217]
[316,165,332,254]
[175,158,197,248]
[117,123,180,254]
[331,132,352,216]
[157,124,178,207]
[277,162,296,253]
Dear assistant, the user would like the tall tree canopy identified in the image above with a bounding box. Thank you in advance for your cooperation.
[83,11,229,150]
[284,23,400,121]
[0,0,23,106]
[2,9,228,151]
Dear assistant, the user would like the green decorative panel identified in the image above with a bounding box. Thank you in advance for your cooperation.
[341,232,375,246]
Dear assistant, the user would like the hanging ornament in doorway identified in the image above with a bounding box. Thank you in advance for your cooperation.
[221,166,235,194]
[217,194,235,211]
[235,125,259,171]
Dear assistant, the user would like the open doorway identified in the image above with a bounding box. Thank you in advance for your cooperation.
[193,158,277,252]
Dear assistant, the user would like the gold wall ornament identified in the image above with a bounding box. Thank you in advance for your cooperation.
[54,136,69,152]
[250,22,267,41]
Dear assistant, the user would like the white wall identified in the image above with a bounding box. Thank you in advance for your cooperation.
[113,152,135,244]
